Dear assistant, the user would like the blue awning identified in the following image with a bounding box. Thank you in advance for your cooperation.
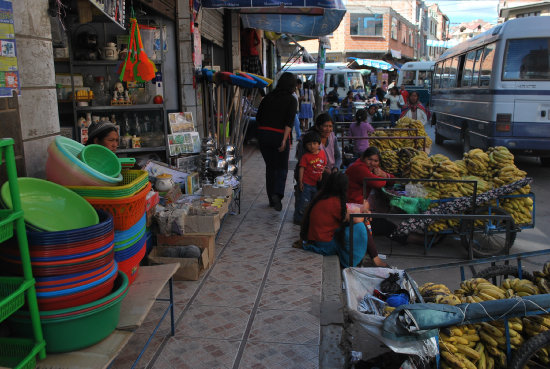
[200,0,346,37]
[348,57,396,71]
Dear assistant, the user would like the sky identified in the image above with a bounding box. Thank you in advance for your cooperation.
[429,0,499,25]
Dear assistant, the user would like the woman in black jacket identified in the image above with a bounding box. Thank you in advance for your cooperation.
[256,72,298,211]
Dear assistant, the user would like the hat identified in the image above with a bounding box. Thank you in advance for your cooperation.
[330,102,339,108]
[87,121,116,144]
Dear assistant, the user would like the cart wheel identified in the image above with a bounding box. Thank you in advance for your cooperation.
[459,206,516,257]
[473,265,534,285]
[509,330,550,369]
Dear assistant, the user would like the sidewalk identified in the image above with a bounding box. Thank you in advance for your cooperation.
[111,146,345,369]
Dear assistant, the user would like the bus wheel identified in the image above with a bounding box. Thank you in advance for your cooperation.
[435,130,444,145]
[541,156,550,167]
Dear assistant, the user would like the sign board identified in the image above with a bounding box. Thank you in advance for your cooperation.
[0,0,19,97]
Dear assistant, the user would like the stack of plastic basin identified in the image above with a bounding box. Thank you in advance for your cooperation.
[64,170,151,284]
[46,136,123,187]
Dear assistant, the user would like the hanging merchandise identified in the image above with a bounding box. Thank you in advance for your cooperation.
[118,17,157,83]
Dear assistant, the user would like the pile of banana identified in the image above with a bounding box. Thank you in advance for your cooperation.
[369,130,403,151]
[380,149,399,174]
[410,154,433,179]
[369,117,433,152]
[500,197,533,225]
[395,117,433,150]
[416,267,550,369]
[464,149,490,178]
[397,147,422,177]
[487,146,515,178]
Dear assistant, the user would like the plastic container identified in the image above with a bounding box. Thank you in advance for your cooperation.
[0,178,99,233]
[87,182,151,231]
[115,234,146,262]
[0,209,15,243]
[79,144,121,178]
[9,272,128,353]
[0,277,26,324]
[118,240,146,284]
[65,170,149,199]
[36,260,115,288]
[0,337,40,369]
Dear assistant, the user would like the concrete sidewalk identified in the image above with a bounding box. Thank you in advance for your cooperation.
[112,146,346,369]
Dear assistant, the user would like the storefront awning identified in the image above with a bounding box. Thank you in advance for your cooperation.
[200,0,346,37]
[347,57,397,71]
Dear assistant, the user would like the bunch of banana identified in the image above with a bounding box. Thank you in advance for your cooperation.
[478,320,524,351]
[459,176,492,197]
[454,278,507,303]
[492,164,527,186]
[534,262,550,294]
[487,146,515,168]
[499,197,533,225]
[397,147,421,177]
[454,160,468,176]
[501,278,540,297]
[432,160,464,197]
[464,149,490,177]
[419,282,453,302]
[518,315,550,366]
[370,130,401,151]
[410,155,433,179]
[395,117,433,150]
[380,149,399,174]
[439,325,482,369]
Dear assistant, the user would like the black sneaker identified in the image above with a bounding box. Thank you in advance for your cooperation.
[271,194,282,211]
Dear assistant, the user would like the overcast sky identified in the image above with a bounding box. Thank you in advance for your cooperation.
[430,0,499,25]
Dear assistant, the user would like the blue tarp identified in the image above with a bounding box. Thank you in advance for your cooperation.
[201,0,346,37]
[348,57,396,71]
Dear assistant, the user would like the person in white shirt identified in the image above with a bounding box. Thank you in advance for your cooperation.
[384,87,405,127]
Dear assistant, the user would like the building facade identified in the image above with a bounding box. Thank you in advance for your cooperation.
[499,0,550,21]
[426,3,449,60]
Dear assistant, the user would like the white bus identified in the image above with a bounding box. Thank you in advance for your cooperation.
[397,61,435,106]
[282,63,365,100]
[431,16,550,165]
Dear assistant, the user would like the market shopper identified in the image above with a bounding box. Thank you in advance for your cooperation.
[385,87,405,127]
[400,91,430,126]
[349,108,375,157]
[86,121,119,153]
[299,172,388,268]
[298,80,315,130]
[256,72,298,211]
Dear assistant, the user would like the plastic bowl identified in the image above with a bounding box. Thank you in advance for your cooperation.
[46,137,123,187]
[0,178,99,232]
[37,262,117,295]
[118,240,146,284]
[46,141,117,187]
[79,144,121,178]
[36,260,115,288]
[9,272,128,353]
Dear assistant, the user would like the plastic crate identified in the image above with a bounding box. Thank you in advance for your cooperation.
[0,337,39,369]
[0,277,26,324]
[0,209,15,243]
[87,182,151,231]
[65,170,149,199]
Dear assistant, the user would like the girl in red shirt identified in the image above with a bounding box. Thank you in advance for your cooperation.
[299,172,388,267]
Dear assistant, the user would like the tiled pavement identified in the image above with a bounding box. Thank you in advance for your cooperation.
[111,146,328,369]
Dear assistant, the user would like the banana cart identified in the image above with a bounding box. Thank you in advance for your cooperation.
[362,177,535,259]
[343,249,550,369]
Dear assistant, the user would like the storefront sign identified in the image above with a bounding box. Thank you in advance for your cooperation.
[0,0,19,97]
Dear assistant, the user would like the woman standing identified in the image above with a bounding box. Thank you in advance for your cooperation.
[298,81,315,130]
[256,72,298,211]
[400,91,430,126]
[348,108,375,157]
[300,172,388,267]
[385,87,405,127]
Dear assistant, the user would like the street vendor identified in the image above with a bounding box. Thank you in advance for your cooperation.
[345,147,393,206]
[299,172,388,267]
[400,91,430,126]
[86,120,119,153]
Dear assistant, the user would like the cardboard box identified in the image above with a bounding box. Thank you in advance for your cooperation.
[183,213,220,235]
[156,233,215,266]
[148,246,209,281]
[203,185,233,198]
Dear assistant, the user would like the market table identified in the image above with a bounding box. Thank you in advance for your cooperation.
[35,263,179,369]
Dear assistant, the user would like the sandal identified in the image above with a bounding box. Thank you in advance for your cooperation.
[292,239,304,249]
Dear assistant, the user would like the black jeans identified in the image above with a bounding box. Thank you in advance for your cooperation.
[258,129,290,202]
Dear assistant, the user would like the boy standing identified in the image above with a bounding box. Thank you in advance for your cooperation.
[294,131,326,224]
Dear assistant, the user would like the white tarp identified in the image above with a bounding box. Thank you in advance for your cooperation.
[342,267,438,361]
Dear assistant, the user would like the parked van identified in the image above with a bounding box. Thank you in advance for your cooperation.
[397,61,435,106]
[282,63,366,101]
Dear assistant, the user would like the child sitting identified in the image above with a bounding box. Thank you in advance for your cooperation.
[294,131,326,224]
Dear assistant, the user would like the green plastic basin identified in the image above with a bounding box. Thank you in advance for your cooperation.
[9,272,128,353]
[1,178,99,232]
[79,144,121,178]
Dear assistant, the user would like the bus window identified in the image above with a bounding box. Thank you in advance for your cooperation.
[434,63,442,89]
[402,70,416,86]
[503,38,550,80]
[479,43,496,87]
[442,60,451,88]
[449,57,458,88]
[424,71,432,88]
[471,49,483,86]
[462,50,476,87]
